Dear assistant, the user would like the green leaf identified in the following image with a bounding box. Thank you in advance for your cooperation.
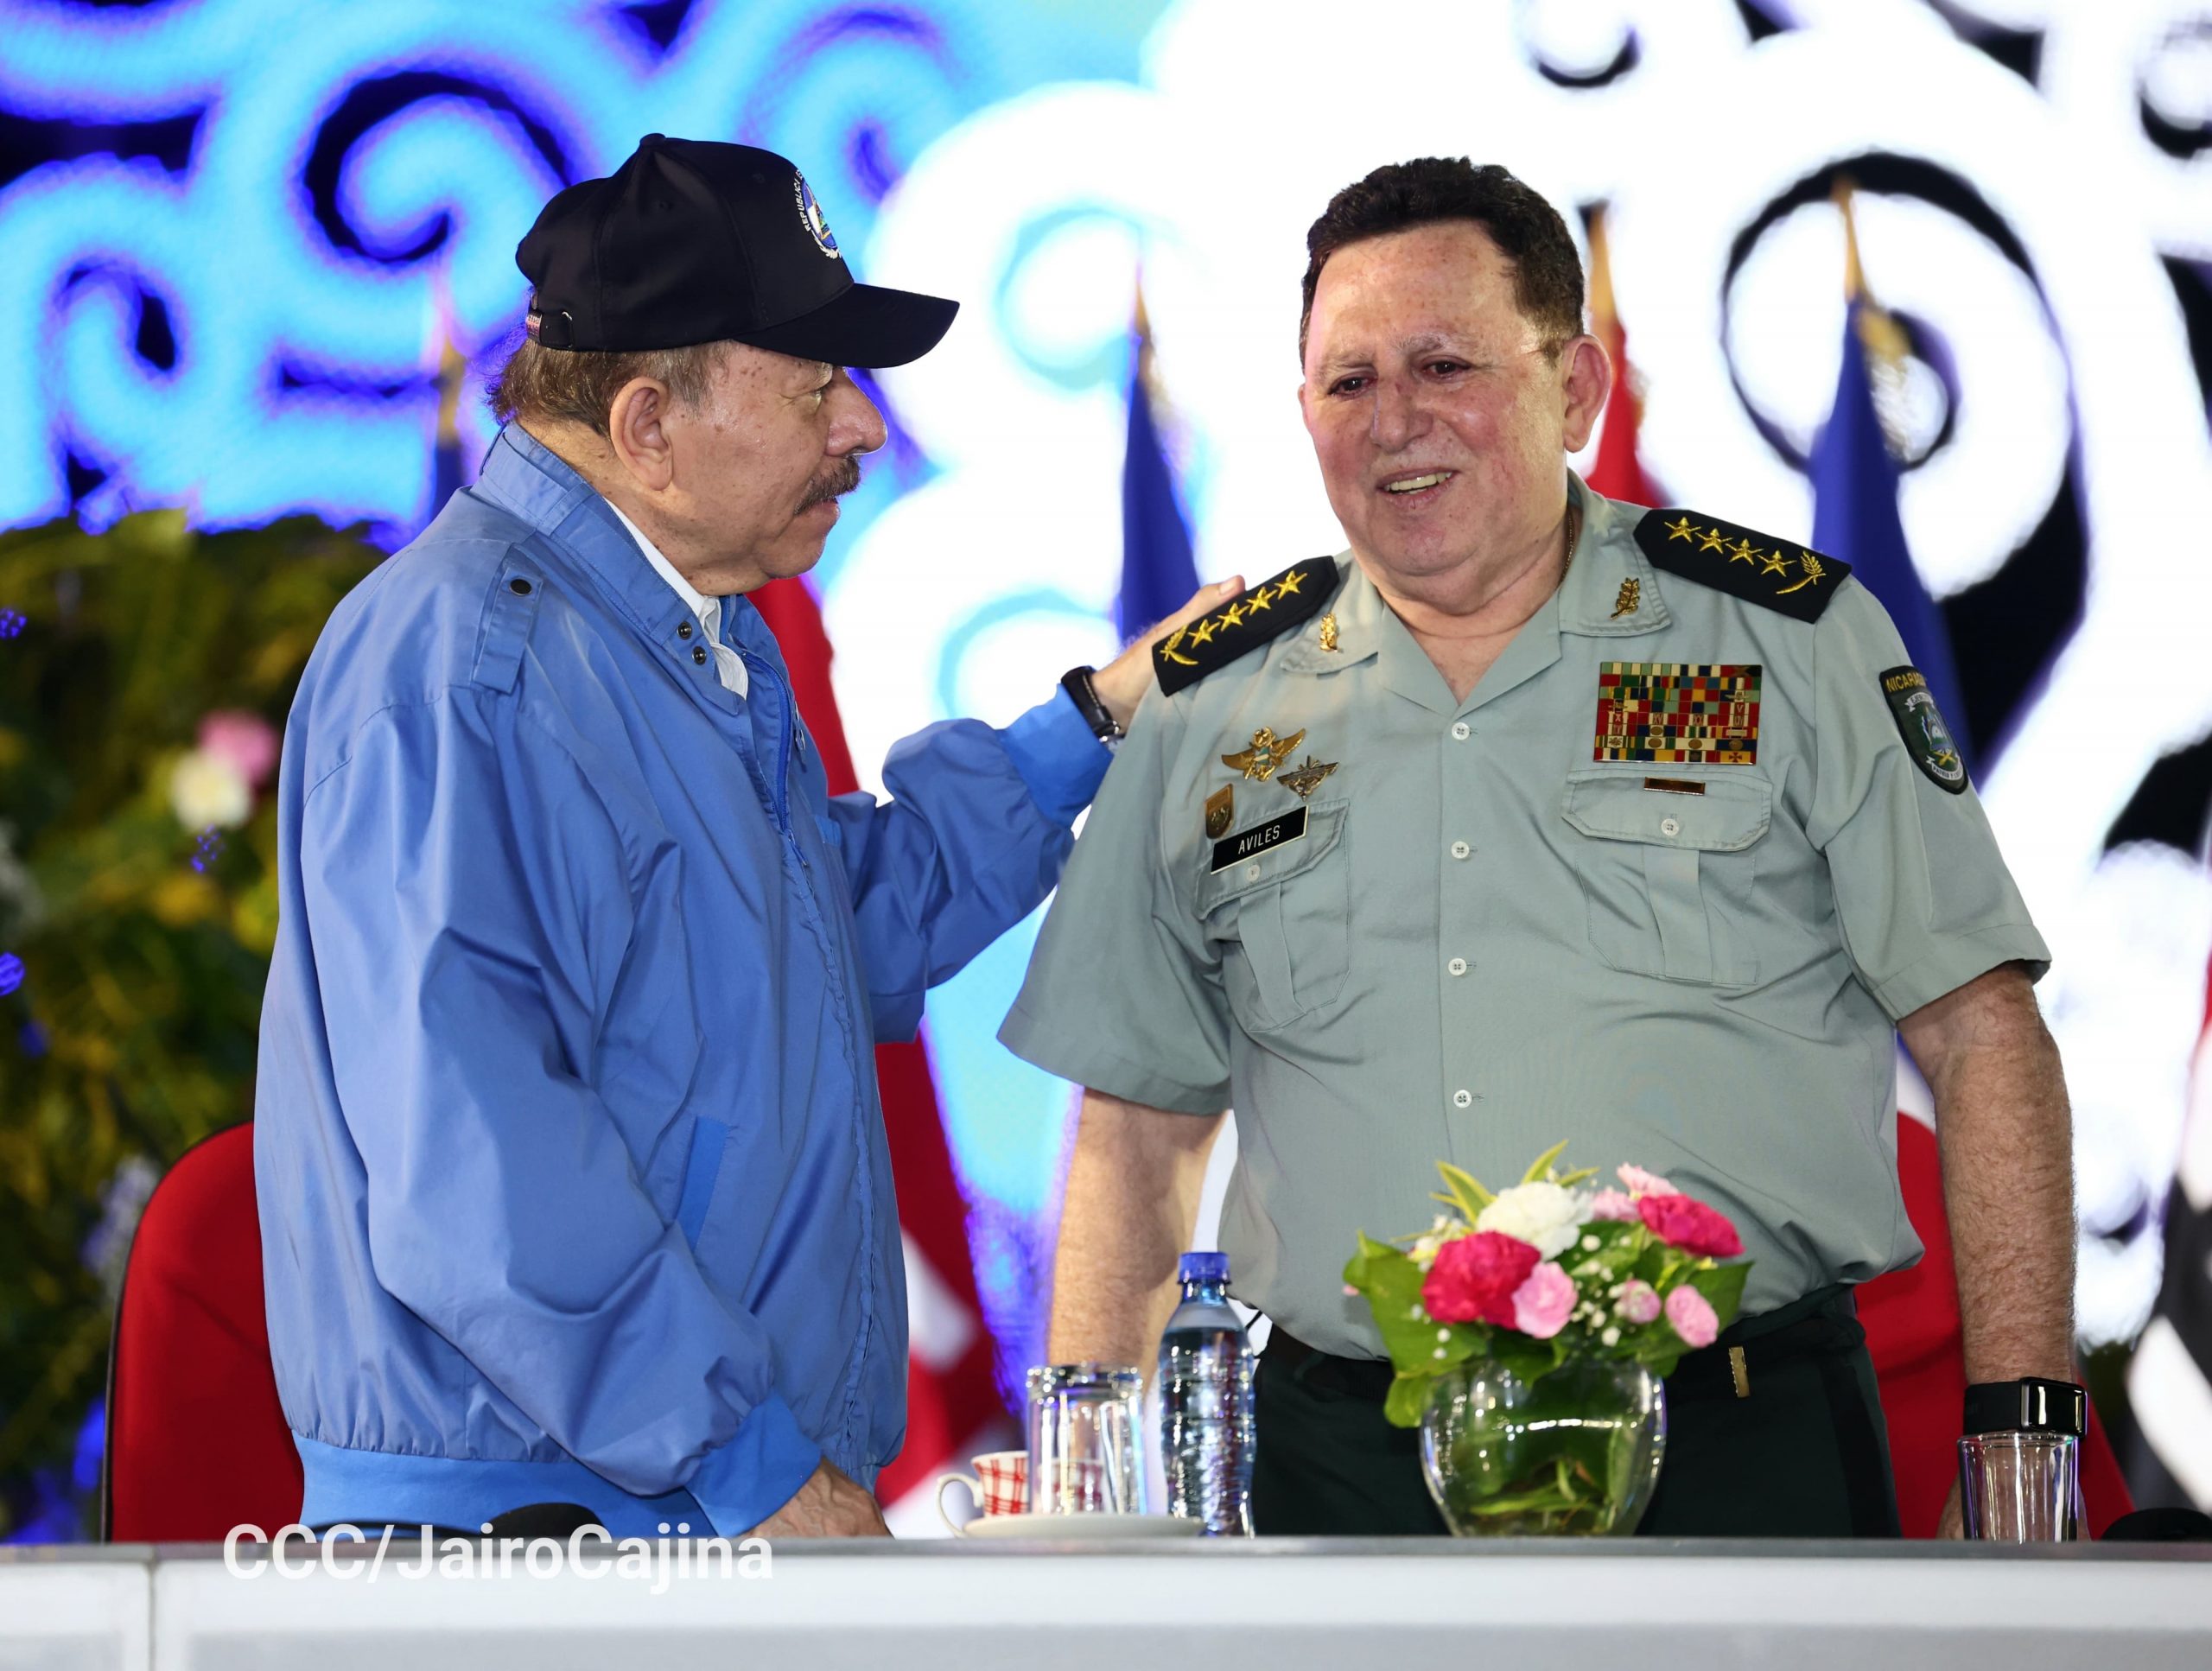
[1344,1235,1481,1376]
[1520,1140,1571,1185]
[1434,1160,1495,1216]
[1384,1373,1433,1428]
[1452,1483,1585,1517]
[1687,1260,1751,1331]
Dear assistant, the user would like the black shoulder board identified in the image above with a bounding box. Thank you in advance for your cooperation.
[1633,510,1852,625]
[1153,560,1332,696]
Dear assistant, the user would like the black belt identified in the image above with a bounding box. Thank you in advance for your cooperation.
[1265,1284,1860,1403]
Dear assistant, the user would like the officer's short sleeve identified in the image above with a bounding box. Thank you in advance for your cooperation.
[999,695,1232,1114]
[1807,583,2050,1021]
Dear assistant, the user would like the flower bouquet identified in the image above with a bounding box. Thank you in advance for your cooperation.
[1342,1142,1751,1534]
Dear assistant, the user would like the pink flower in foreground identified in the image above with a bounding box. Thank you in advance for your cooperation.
[1638,1194,1745,1258]
[1617,1163,1679,1198]
[198,710,281,789]
[1588,1188,1638,1222]
[1664,1286,1719,1350]
[1617,1280,1662,1325]
[1423,1230,1540,1326]
[1510,1261,1577,1338]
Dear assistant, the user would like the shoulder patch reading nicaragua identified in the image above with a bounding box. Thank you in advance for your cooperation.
[1154,561,1332,696]
[1634,510,1851,624]
[1878,665,1967,794]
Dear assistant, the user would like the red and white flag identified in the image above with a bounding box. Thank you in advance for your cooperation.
[750,576,1013,1532]
[1582,204,1663,510]
[2128,947,2212,1509]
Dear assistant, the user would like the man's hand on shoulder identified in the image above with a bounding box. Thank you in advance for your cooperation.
[1090,579,1243,732]
[747,1458,890,1539]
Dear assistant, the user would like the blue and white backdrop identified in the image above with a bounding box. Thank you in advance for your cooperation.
[4,0,2211,1355]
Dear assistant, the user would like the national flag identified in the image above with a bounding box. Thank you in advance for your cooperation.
[1581,203,1662,508]
[1808,186,1970,759]
[1116,291,1199,641]
[2126,946,2212,1510]
[746,575,1011,1528]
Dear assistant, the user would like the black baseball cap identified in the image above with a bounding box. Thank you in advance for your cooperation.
[514,134,957,367]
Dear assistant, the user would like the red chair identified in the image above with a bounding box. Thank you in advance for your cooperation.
[102,1122,303,1541]
[1859,1115,2132,1537]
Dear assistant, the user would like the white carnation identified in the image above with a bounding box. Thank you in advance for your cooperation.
[1475,1181,1588,1259]
[169,748,251,829]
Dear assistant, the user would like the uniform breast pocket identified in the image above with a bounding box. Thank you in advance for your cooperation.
[1195,798,1351,1033]
[1559,770,1770,988]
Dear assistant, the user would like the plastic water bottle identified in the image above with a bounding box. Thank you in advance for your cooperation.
[1158,1250,1255,1535]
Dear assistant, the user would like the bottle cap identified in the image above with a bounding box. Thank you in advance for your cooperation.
[1961,1376,2087,1437]
[1178,1251,1230,1285]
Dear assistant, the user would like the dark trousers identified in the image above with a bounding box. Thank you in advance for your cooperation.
[1251,1286,1902,1538]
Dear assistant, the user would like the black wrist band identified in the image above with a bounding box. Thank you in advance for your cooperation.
[1060,665,1123,742]
[1962,1377,2086,1437]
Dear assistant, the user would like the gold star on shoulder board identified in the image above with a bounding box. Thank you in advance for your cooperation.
[1190,617,1218,646]
[1244,586,1275,613]
[1776,551,1827,595]
[1663,515,1696,543]
[1273,568,1308,596]
[1728,538,1758,565]
[1698,527,1728,554]
[1758,550,1791,577]
[1220,600,1248,628]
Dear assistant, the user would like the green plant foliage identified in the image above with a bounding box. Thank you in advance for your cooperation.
[0,511,379,1539]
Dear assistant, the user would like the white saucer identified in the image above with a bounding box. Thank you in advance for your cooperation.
[958,1513,1204,1541]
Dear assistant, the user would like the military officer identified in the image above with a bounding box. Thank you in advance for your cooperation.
[1001,158,2077,1537]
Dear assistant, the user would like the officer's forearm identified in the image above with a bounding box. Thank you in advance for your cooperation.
[1048,1090,1225,1373]
[1901,964,2077,1385]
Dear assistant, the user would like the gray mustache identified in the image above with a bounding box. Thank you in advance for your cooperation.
[801,457,861,509]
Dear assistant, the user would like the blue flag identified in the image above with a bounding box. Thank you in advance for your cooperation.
[1116,337,1198,641]
[1809,302,1972,761]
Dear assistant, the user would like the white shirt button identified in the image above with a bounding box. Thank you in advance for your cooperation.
[1660,816,1681,837]
[1450,840,1471,860]
[1452,1089,1473,1109]
[1447,956,1468,976]
[1451,721,1471,740]
[1244,863,1262,881]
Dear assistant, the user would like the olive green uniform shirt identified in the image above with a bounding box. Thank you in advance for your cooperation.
[1001,479,2049,1356]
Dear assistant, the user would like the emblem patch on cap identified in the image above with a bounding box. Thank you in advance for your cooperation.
[1879,666,1967,793]
[793,174,839,257]
[1594,664,1761,764]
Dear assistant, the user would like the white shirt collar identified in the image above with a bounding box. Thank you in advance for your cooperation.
[603,499,748,698]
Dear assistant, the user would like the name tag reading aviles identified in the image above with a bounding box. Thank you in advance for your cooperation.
[1211,808,1307,873]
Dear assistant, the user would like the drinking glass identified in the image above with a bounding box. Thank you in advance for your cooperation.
[1025,1363,1147,1515]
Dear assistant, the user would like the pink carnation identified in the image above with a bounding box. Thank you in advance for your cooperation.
[1588,1188,1638,1222]
[1664,1286,1719,1350]
[198,710,281,790]
[1617,1279,1662,1325]
[1637,1194,1745,1258]
[1510,1262,1577,1339]
[1422,1230,1540,1326]
[1616,1164,1679,1198]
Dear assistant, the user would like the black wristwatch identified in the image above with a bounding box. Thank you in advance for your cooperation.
[1060,665,1124,746]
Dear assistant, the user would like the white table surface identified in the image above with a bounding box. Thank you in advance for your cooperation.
[3,1538,2209,1671]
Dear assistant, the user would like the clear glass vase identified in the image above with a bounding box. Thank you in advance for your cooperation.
[1420,1354,1667,1536]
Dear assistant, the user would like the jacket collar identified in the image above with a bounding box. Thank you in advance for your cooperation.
[471,425,704,651]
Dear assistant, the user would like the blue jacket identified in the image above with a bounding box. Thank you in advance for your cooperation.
[255,426,1107,1535]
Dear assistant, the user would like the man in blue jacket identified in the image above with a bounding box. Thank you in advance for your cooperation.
[254,136,1225,1539]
